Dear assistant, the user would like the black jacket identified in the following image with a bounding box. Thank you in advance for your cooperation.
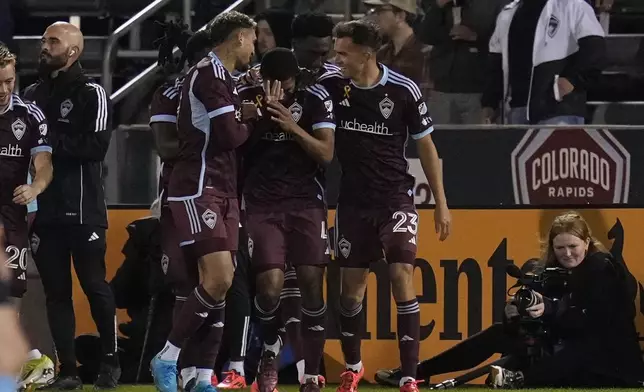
[421,0,504,93]
[542,252,644,385]
[481,0,606,123]
[24,62,111,227]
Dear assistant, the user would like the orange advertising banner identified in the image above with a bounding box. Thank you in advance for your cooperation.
[73,208,644,383]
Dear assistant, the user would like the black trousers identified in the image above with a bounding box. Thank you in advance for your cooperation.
[215,226,253,374]
[31,223,117,376]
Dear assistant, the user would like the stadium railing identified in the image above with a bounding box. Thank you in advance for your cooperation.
[104,0,253,102]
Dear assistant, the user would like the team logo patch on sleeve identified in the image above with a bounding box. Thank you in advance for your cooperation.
[418,102,428,115]
[11,119,26,140]
[39,124,48,136]
[324,100,333,113]
[547,15,560,38]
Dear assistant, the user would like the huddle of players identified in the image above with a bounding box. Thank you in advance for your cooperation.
[149,9,451,392]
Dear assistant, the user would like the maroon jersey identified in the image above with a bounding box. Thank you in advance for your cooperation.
[150,77,182,202]
[318,65,433,208]
[0,94,51,230]
[239,83,335,212]
[168,52,252,200]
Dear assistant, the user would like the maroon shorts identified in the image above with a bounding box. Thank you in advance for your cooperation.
[246,208,329,273]
[4,228,28,298]
[160,206,198,293]
[334,204,418,268]
[169,189,240,259]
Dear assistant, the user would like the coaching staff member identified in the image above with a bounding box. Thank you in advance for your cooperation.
[23,22,120,390]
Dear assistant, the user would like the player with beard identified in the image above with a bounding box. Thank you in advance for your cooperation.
[0,43,55,390]
[150,11,258,392]
[317,20,451,392]
[238,48,334,392]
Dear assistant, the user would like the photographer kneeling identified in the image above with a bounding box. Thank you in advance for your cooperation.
[376,211,644,388]
[491,211,644,388]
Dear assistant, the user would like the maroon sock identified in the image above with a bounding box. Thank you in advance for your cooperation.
[397,299,420,379]
[255,297,281,347]
[301,304,327,375]
[194,301,226,369]
[168,285,218,347]
[280,272,303,361]
[339,302,363,366]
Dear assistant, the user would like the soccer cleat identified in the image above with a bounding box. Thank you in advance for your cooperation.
[488,366,524,389]
[42,376,82,390]
[400,379,422,392]
[300,379,321,392]
[94,362,122,390]
[217,370,246,389]
[299,375,326,387]
[251,381,278,392]
[150,356,178,392]
[257,351,279,392]
[374,367,402,387]
[19,355,55,390]
[336,367,364,392]
[192,381,219,392]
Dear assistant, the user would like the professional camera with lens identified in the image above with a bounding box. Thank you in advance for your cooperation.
[507,262,571,314]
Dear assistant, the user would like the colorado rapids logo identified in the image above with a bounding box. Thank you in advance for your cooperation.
[338,238,351,259]
[11,119,26,140]
[60,99,73,118]
[289,102,303,123]
[161,254,169,275]
[379,96,394,119]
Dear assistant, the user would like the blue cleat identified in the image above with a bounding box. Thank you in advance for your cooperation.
[192,381,219,392]
[150,356,178,392]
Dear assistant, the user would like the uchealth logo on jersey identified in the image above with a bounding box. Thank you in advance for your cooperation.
[511,128,631,204]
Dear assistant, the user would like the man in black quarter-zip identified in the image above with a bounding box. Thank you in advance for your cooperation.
[481,0,605,124]
[23,22,120,390]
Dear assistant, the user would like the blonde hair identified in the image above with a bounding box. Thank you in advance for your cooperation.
[0,45,16,69]
[541,211,608,266]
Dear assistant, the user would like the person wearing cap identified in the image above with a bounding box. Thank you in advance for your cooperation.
[254,8,295,59]
[364,0,433,98]
[421,0,506,124]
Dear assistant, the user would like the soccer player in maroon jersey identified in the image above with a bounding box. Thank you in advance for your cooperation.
[151,11,258,392]
[0,43,54,386]
[317,20,452,392]
[149,27,219,391]
[238,48,334,392]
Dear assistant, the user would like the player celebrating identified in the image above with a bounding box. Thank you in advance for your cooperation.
[0,43,55,389]
[317,20,451,392]
[149,26,219,391]
[150,11,258,392]
[239,48,334,392]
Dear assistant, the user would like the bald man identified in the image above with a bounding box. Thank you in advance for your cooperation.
[23,22,120,390]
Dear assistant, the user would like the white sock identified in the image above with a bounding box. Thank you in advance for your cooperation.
[303,374,318,385]
[346,361,362,373]
[263,339,281,356]
[27,349,42,361]
[296,360,305,383]
[158,342,181,362]
[228,361,245,376]
[181,367,197,388]
[197,369,213,384]
[400,377,415,387]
